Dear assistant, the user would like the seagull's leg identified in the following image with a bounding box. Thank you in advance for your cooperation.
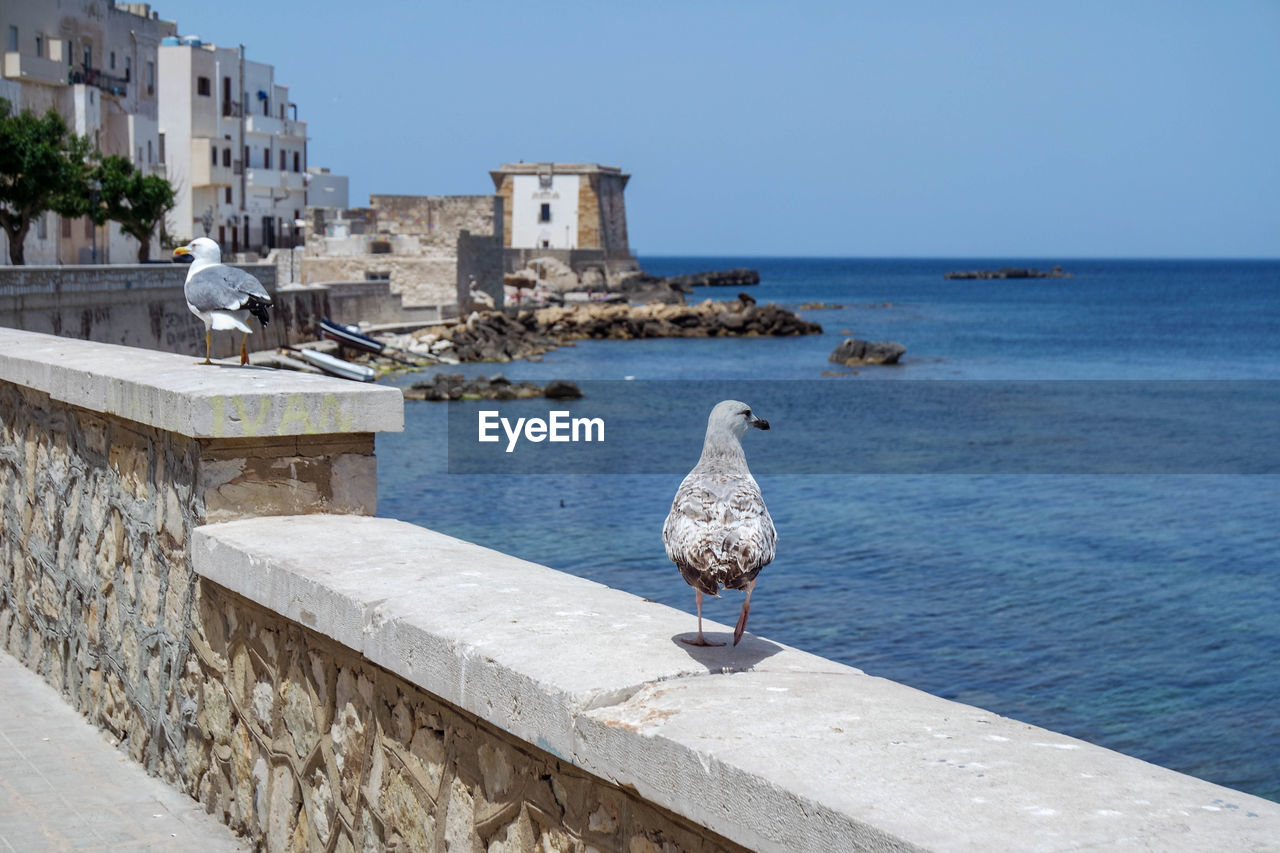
[201,329,213,365]
[240,333,249,365]
[681,589,725,647]
[732,579,757,646]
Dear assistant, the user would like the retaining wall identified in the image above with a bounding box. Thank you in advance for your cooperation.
[0,264,427,359]
[1,326,1278,852]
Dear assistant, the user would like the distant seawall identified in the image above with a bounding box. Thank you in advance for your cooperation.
[0,264,443,360]
[1,326,1278,851]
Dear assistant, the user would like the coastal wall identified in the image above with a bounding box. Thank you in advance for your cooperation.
[0,264,424,358]
[2,327,1279,852]
[302,196,501,308]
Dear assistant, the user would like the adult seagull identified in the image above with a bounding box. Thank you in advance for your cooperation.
[663,400,776,646]
[173,237,272,365]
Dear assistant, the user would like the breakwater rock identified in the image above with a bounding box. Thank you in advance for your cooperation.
[403,373,583,402]
[412,299,823,363]
[829,338,906,366]
[944,266,1070,280]
[665,268,761,288]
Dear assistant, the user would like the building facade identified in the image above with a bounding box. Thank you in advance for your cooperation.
[157,36,311,255]
[489,162,631,254]
[0,0,175,264]
[489,162,638,284]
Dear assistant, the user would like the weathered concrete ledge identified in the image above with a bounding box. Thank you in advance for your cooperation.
[194,514,1280,852]
[0,327,402,439]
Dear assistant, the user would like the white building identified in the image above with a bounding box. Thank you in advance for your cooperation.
[157,36,313,254]
[306,167,348,211]
[489,162,632,253]
[0,1,175,264]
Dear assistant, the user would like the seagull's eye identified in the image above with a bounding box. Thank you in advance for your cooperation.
[740,409,751,418]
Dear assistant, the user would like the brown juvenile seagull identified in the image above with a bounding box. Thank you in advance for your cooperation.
[174,237,272,365]
[663,400,776,646]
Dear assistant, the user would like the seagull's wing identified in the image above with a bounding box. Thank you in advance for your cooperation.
[663,462,776,594]
[184,264,271,313]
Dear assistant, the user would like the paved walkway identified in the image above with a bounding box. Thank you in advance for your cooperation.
[0,652,249,852]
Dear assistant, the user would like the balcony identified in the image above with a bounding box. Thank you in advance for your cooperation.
[246,169,306,193]
[68,64,129,97]
[222,100,243,118]
[191,138,235,187]
[244,114,308,139]
[2,52,69,87]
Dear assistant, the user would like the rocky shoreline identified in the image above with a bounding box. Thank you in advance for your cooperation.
[403,373,583,402]
[397,298,822,363]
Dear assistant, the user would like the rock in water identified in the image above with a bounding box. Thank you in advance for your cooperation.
[829,338,906,366]
[543,379,583,400]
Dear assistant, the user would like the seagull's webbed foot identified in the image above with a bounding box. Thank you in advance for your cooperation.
[680,633,726,648]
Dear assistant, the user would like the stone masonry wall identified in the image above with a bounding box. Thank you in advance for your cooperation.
[0,379,376,795]
[0,368,747,853]
[302,256,460,308]
[187,581,750,853]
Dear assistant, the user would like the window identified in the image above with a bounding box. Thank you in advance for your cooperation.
[243,146,249,166]
[262,149,269,168]
[279,150,285,171]
[225,187,232,204]
[293,152,300,172]
[35,35,43,58]
[61,216,71,238]
[124,56,131,81]
[211,145,218,165]
[83,45,91,70]
[222,148,230,167]
[109,51,115,70]
[158,132,165,164]
[147,140,152,163]
[9,27,19,53]
[539,203,552,223]
[197,76,211,96]
[146,61,154,94]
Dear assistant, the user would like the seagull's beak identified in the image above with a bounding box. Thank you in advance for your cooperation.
[173,246,190,257]
[750,414,770,431]
[173,246,193,263]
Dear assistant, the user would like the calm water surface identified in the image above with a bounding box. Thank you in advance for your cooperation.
[377,258,1280,801]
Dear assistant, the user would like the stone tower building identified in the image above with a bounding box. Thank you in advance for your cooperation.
[489,163,639,285]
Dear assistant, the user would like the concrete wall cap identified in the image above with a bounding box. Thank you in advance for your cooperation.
[0,328,403,438]
[192,514,1280,853]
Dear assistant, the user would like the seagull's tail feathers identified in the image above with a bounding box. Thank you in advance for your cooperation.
[246,294,272,327]
[676,561,721,597]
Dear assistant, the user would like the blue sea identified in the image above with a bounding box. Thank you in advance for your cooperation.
[376,258,1280,802]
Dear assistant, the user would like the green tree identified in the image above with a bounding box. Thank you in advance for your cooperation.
[90,155,176,262]
[0,98,92,265]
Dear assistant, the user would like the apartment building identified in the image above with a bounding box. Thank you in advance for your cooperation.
[0,0,175,263]
[157,35,311,254]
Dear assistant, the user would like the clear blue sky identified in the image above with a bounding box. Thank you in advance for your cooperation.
[158,1,1279,258]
